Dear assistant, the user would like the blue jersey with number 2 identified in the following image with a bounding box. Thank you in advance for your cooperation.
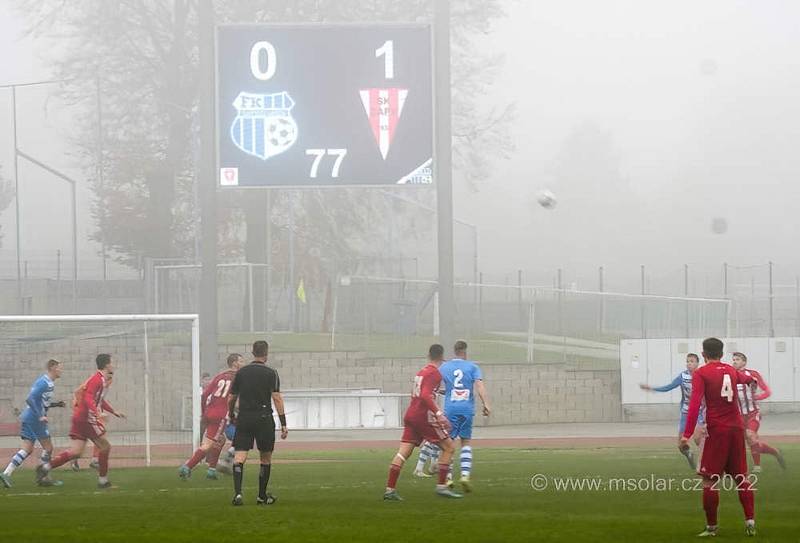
[440,359,482,416]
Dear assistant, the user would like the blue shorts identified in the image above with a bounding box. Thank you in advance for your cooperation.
[225,424,236,442]
[678,412,705,436]
[20,420,50,442]
[446,413,474,440]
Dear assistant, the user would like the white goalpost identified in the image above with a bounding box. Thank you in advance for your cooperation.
[0,314,200,467]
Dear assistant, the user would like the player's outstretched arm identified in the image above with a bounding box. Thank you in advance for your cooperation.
[645,375,681,393]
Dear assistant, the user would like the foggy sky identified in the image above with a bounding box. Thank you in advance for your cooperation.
[2,1,800,292]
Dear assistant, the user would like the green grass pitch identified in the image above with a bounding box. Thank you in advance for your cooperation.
[2,444,798,542]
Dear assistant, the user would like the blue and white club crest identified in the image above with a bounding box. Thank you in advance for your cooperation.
[230,91,298,160]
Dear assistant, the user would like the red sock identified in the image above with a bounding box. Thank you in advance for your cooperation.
[386,464,401,490]
[703,487,719,527]
[98,448,110,477]
[738,479,755,520]
[50,450,74,469]
[750,443,761,466]
[757,441,779,457]
[437,463,449,485]
[206,445,222,468]
[185,448,206,470]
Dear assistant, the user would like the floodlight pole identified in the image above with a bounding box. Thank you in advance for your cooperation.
[198,0,218,372]
[15,149,78,313]
[11,87,22,312]
[2,79,72,313]
[434,0,455,350]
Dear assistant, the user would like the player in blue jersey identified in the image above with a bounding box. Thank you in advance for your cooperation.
[640,352,706,469]
[421,341,490,493]
[1,359,66,488]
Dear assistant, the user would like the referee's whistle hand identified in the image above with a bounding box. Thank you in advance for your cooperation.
[280,426,288,440]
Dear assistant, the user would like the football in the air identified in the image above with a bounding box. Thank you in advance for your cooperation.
[536,189,558,210]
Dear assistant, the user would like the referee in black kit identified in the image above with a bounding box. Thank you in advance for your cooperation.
[227,340,288,506]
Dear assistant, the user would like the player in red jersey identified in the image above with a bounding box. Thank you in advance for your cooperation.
[383,344,461,500]
[38,354,125,489]
[680,338,756,537]
[731,352,786,473]
[179,353,244,480]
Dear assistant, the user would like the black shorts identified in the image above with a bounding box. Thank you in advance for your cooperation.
[233,412,276,453]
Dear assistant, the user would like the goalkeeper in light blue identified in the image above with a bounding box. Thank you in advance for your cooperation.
[416,341,491,493]
[1,359,66,489]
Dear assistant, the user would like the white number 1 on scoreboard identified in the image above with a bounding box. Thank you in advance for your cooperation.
[376,40,394,79]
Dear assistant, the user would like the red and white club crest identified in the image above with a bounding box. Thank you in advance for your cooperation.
[359,88,408,160]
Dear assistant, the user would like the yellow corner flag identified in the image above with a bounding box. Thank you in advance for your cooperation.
[296,278,307,304]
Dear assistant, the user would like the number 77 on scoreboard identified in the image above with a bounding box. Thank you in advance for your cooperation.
[216,24,434,188]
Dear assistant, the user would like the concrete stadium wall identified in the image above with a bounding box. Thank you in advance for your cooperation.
[233,348,623,425]
[1,339,623,437]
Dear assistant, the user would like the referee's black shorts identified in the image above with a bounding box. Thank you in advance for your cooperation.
[233,412,276,452]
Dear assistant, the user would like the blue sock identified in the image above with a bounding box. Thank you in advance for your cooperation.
[460,446,473,477]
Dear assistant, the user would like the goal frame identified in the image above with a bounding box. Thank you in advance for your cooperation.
[0,314,200,466]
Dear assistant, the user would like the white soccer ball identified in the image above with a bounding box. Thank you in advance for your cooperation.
[536,189,558,210]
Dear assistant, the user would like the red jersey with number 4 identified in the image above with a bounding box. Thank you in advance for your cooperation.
[683,361,754,438]
[404,363,442,419]
[736,368,771,415]
[202,369,237,420]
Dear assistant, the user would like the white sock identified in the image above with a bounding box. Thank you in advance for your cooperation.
[4,449,30,476]
[460,446,473,478]
[98,476,108,484]
[415,443,433,471]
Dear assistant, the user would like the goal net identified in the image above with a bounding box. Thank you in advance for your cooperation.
[0,315,199,467]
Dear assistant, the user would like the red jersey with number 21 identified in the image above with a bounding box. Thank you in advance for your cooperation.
[683,361,753,438]
[202,369,237,420]
[405,363,442,419]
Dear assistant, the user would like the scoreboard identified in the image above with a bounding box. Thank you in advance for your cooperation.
[216,24,433,187]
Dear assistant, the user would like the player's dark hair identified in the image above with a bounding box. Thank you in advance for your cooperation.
[702,338,724,360]
[686,353,699,362]
[96,353,112,370]
[46,358,61,370]
[252,340,269,358]
[429,344,444,360]
[732,352,747,362]
[227,353,242,367]
[454,340,468,353]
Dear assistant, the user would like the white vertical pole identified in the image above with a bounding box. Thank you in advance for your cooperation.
[248,263,254,332]
[527,293,536,364]
[191,316,201,448]
[330,278,338,351]
[143,321,151,467]
[154,268,160,314]
[433,292,440,337]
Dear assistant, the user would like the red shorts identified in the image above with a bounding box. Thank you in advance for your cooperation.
[69,418,106,442]
[698,425,748,478]
[204,418,227,444]
[401,412,448,447]
[744,412,761,433]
